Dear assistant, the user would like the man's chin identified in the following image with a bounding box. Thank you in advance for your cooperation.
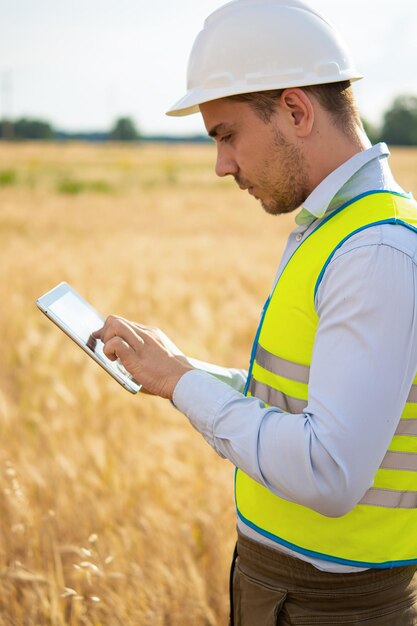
[260,198,283,216]
[260,198,299,216]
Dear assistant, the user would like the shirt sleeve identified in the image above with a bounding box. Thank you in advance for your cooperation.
[173,224,417,517]
[186,357,248,392]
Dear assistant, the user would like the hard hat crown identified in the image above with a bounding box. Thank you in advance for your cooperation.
[167,0,362,117]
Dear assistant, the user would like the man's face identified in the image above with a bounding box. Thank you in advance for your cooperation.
[200,97,310,215]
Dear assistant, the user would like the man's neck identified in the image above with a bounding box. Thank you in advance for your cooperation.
[305,123,371,194]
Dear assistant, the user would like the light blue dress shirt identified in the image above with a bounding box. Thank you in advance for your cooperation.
[173,143,417,572]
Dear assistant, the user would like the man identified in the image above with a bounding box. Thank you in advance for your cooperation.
[95,1,417,623]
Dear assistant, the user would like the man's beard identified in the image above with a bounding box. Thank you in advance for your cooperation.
[237,129,310,216]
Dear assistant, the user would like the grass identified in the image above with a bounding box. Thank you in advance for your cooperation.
[57,179,114,195]
[0,168,17,186]
[0,141,416,625]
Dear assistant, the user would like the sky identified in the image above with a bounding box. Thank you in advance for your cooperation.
[1,0,417,136]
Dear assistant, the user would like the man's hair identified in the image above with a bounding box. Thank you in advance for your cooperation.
[228,81,362,138]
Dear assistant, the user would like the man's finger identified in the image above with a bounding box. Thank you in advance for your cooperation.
[100,316,145,353]
[102,336,134,363]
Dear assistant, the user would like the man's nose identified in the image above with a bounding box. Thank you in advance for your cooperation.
[215,148,238,178]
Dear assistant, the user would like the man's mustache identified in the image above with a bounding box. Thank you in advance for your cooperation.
[234,174,252,190]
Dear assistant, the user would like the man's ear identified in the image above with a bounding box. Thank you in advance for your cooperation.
[278,88,315,138]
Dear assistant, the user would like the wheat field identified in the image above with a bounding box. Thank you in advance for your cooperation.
[0,142,416,626]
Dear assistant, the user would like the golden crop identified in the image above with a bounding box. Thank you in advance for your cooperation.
[0,142,416,625]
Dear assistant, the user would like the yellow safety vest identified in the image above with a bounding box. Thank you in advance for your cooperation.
[236,191,417,568]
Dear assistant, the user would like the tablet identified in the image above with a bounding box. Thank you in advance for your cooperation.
[36,282,141,394]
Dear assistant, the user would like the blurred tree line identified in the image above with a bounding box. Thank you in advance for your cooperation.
[0,116,141,142]
[362,95,417,146]
[1,95,417,144]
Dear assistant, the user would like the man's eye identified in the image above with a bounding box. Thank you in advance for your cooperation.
[220,134,232,143]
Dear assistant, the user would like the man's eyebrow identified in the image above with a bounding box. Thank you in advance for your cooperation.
[208,123,233,138]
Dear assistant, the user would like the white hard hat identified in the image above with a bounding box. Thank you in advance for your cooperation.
[167,0,363,117]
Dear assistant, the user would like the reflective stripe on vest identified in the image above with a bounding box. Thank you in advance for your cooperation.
[248,343,417,443]
[236,191,417,567]
[359,488,417,508]
[408,386,417,403]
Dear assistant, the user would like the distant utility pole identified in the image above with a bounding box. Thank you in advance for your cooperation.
[1,69,14,140]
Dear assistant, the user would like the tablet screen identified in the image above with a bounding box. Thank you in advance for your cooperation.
[49,291,104,345]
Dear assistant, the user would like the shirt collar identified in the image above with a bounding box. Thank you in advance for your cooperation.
[295,142,391,226]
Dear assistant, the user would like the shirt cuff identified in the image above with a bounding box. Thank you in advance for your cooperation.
[172,369,244,449]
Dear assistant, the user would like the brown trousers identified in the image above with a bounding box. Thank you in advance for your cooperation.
[230,533,417,625]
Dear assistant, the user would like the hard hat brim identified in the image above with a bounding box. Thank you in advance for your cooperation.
[166,73,363,117]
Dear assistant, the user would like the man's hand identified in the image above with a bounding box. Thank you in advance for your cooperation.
[92,316,194,400]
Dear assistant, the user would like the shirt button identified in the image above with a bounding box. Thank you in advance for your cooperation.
[295,233,303,242]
